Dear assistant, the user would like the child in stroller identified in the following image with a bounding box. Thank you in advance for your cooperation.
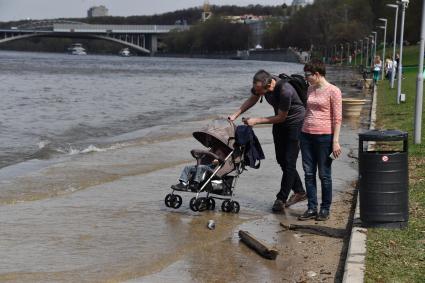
[171,155,219,191]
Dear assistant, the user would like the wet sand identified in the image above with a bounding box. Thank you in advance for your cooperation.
[0,67,371,282]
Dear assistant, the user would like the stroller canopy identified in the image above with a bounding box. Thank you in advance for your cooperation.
[193,119,235,153]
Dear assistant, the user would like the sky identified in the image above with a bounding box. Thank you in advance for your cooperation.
[0,0,293,22]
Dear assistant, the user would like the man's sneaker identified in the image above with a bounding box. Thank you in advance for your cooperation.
[298,209,317,221]
[285,192,307,207]
[272,199,285,213]
[316,209,330,221]
[171,182,187,191]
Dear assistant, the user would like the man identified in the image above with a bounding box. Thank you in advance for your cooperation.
[228,70,306,212]
[395,53,400,79]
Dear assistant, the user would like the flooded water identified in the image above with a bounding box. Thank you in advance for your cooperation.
[0,51,367,282]
[0,51,301,169]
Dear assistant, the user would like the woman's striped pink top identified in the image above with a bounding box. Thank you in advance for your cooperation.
[302,83,342,135]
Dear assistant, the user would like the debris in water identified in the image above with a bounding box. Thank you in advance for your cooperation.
[207,219,215,230]
[238,230,278,260]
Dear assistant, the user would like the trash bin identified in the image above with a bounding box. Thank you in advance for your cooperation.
[358,130,409,228]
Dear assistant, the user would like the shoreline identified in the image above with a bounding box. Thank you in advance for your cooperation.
[0,66,370,282]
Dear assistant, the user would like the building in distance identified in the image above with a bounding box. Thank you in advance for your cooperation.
[87,6,109,18]
[291,0,314,8]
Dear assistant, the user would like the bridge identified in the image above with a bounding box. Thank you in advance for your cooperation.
[0,20,190,55]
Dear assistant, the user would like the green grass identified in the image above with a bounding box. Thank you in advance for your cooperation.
[364,45,425,283]
[350,45,421,68]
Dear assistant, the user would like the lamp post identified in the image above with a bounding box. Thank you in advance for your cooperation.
[397,0,409,104]
[387,3,399,89]
[365,37,369,68]
[371,31,377,64]
[378,18,387,79]
[414,0,424,144]
[347,42,351,65]
[369,34,375,68]
[334,44,338,64]
[323,46,326,63]
[354,41,357,65]
[360,39,364,67]
[340,43,343,65]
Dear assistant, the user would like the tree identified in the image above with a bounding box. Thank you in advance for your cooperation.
[163,17,251,53]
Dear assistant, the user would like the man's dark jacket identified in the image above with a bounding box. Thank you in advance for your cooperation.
[235,125,265,169]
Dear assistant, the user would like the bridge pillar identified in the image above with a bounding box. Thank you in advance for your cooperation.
[151,35,157,54]
[145,34,157,55]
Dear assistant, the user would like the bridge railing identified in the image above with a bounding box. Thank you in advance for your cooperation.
[53,24,189,33]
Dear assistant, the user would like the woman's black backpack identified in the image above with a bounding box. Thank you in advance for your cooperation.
[278,73,309,107]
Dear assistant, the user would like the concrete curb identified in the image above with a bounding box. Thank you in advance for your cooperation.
[342,85,377,283]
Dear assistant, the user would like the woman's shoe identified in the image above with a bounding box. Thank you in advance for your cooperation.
[298,209,317,221]
[316,209,330,221]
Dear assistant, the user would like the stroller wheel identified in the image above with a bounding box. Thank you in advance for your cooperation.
[189,197,198,212]
[231,201,240,213]
[207,198,215,210]
[173,195,182,209]
[221,200,232,212]
[195,197,208,212]
[164,194,173,207]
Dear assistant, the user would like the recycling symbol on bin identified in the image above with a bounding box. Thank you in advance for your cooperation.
[382,155,389,162]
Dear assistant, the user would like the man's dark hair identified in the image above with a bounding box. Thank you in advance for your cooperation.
[253,69,272,85]
[304,59,326,76]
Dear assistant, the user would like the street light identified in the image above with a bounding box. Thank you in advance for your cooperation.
[334,44,338,64]
[414,0,424,144]
[387,3,399,89]
[354,41,357,65]
[397,0,409,104]
[365,37,370,68]
[359,39,364,67]
[370,34,375,68]
[340,43,344,65]
[346,42,350,65]
[371,31,377,61]
[378,18,387,79]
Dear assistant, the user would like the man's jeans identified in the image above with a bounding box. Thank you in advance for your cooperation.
[179,165,213,184]
[300,132,333,211]
[273,124,305,202]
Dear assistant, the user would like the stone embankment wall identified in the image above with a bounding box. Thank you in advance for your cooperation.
[155,48,301,63]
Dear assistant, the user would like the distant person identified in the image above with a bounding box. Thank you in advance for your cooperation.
[384,56,393,80]
[228,70,307,213]
[298,59,342,221]
[372,56,382,85]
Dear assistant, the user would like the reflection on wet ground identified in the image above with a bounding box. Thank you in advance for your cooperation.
[0,66,369,282]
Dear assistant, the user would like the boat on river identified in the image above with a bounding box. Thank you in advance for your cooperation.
[119,48,131,57]
[68,43,87,55]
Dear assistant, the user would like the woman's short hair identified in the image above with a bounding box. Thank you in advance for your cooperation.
[304,59,326,76]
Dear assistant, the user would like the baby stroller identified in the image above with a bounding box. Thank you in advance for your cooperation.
[164,119,245,213]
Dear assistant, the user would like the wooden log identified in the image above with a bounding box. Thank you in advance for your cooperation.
[238,230,278,260]
[279,222,345,238]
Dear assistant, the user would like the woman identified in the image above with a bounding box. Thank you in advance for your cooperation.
[372,56,382,85]
[298,59,342,221]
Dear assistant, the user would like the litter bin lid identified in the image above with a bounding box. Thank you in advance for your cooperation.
[359,129,408,141]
